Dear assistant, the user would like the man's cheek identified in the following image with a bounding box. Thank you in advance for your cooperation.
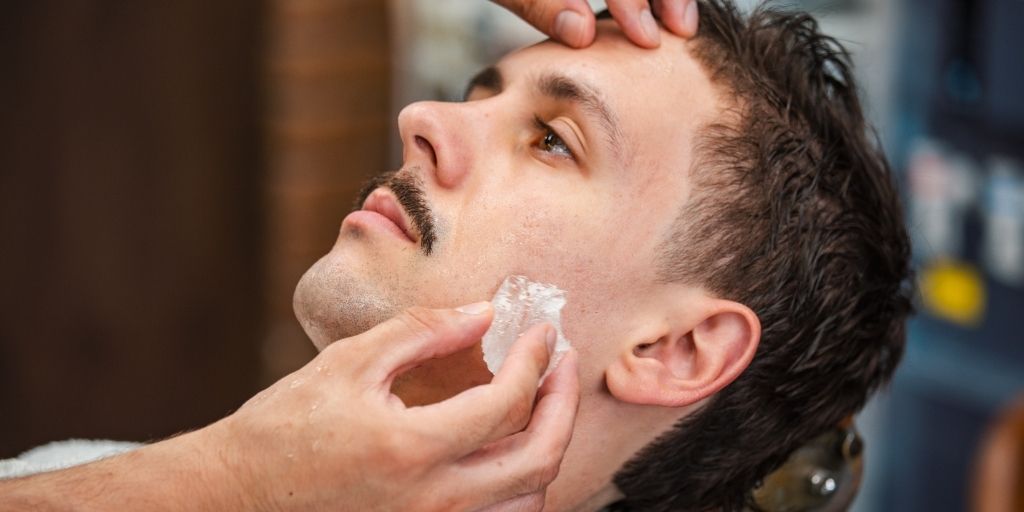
[390,343,492,406]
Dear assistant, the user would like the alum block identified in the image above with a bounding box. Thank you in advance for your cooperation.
[481,275,571,378]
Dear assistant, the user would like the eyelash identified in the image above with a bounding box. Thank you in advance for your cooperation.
[532,116,575,161]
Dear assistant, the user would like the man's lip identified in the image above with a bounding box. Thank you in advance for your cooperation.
[361,188,418,244]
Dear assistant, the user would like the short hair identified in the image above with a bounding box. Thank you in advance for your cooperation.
[608,1,913,510]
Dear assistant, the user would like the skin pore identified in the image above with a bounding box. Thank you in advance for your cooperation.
[293,19,760,511]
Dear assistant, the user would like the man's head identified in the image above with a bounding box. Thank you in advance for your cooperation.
[294,1,912,510]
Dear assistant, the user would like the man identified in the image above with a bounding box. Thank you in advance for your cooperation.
[1,1,910,511]
[293,0,911,510]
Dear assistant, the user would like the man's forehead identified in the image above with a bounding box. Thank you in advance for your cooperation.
[495,24,715,115]
[500,18,696,79]
[497,38,629,89]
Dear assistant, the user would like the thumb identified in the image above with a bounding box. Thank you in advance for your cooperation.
[342,303,495,386]
[493,0,596,48]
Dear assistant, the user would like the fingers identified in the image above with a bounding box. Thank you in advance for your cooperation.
[414,323,556,455]
[653,0,699,38]
[524,349,579,446]
[494,0,699,49]
[606,0,701,45]
[452,351,581,508]
[466,349,580,465]
[337,303,494,387]
[493,0,596,48]
[606,0,662,48]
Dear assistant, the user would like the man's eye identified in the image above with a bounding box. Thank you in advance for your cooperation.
[533,117,574,160]
[540,130,572,156]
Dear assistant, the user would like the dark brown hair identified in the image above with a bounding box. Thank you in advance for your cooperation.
[608,1,913,510]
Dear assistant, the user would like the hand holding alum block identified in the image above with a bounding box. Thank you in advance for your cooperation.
[481,275,572,377]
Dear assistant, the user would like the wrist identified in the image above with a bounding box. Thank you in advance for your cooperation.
[176,419,269,512]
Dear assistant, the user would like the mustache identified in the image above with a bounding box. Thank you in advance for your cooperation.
[355,168,437,256]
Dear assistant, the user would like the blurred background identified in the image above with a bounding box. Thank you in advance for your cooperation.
[1,1,1022,510]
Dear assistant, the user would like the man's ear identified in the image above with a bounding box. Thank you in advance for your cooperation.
[606,298,760,407]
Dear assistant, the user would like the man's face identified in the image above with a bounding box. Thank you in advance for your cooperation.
[294,20,722,508]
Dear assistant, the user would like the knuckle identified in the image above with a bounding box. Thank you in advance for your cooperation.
[537,458,562,485]
[523,0,561,30]
[375,427,412,463]
[373,424,440,473]
[526,439,565,484]
[404,424,446,465]
[522,458,560,493]
[523,2,545,20]
[504,389,535,431]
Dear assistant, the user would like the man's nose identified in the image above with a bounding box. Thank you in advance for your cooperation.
[397,101,475,189]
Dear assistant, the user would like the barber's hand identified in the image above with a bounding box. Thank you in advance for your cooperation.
[493,0,699,49]
[209,303,580,512]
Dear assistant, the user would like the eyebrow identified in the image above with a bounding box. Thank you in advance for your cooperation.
[464,66,625,157]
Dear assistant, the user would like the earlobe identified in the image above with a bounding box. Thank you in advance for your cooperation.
[607,300,760,407]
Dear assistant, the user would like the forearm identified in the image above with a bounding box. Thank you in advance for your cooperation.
[0,427,255,512]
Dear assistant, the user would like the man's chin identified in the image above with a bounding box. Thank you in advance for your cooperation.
[292,253,399,350]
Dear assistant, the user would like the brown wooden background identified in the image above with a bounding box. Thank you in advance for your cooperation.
[0,0,391,458]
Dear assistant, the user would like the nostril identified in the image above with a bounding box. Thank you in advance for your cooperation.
[414,135,437,166]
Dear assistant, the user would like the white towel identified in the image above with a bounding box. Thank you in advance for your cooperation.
[0,439,141,480]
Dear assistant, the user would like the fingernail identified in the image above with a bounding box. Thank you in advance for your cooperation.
[684,1,699,36]
[545,325,557,354]
[640,8,661,46]
[455,301,490,315]
[554,10,585,47]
